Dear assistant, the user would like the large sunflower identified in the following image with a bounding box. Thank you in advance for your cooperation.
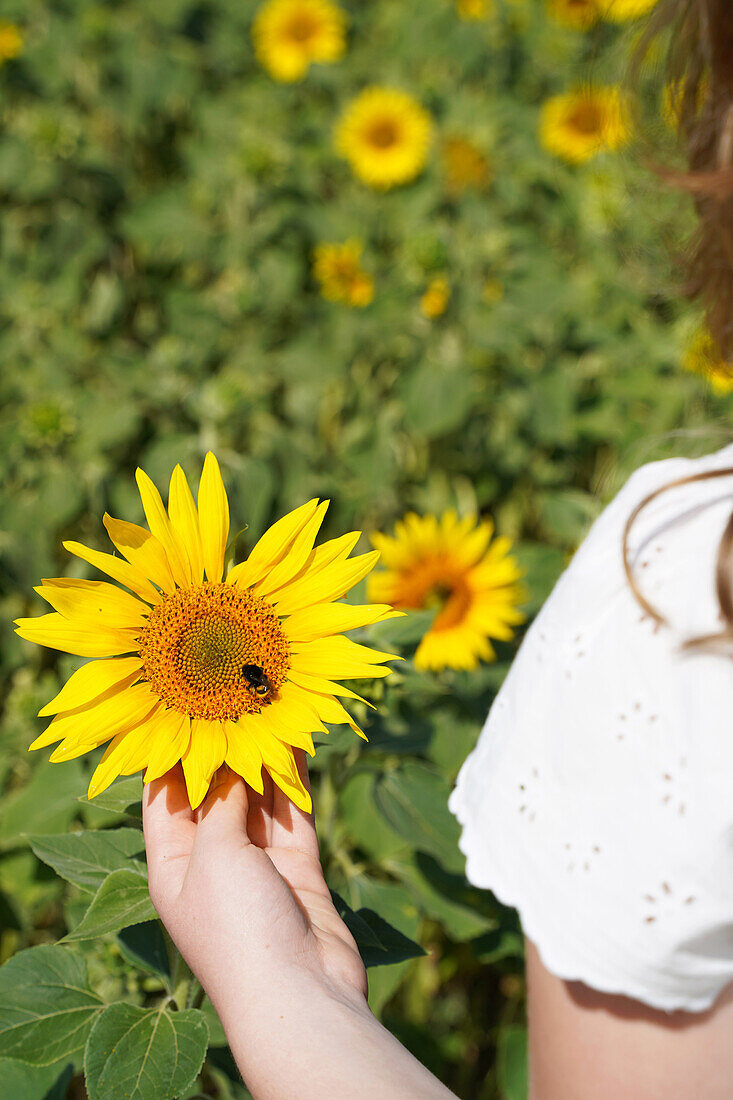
[15,455,400,812]
[252,0,346,83]
[367,511,526,672]
[335,86,432,190]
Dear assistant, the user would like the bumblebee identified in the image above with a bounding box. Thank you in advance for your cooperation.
[241,663,272,699]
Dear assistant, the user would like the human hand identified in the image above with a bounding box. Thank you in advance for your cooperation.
[142,754,368,1029]
[143,755,456,1100]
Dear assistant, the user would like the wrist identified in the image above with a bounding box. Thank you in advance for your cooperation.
[209,955,370,1036]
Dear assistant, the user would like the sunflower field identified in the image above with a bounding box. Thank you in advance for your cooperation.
[1,0,731,1097]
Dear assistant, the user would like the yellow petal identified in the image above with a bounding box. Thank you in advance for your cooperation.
[266,681,326,734]
[34,681,159,752]
[227,499,319,589]
[168,465,204,584]
[287,669,376,708]
[282,602,401,642]
[88,707,164,798]
[34,579,149,630]
[143,711,191,784]
[254,501,329,597]
[224,721,264,793]
[270,550,381,616]
[103,515,176,593]
[181,717,228,808]
[292,635,400,664]
[135,468,190,587]
[265,763,312,814]
[289,635,397,680]
[290,686,366,739]
[39,656,143,717]
[15,613,139,659]
[254,697,319,755]
[240,716,298,777]
[49,737,107,763]
[63,541,161,605]
[198,452,230,584]
[308,530,361,571]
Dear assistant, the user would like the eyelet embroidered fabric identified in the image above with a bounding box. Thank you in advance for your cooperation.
[449,442,733,1013]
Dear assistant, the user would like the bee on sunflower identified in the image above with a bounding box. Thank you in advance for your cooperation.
[15,455,401,812]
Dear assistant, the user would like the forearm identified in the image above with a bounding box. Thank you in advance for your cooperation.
[213,969,456,1100]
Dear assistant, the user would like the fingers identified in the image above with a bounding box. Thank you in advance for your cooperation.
[142,763,196,905]
[246,771,274,849]
[193,767,251,847]
[270,749,320,859]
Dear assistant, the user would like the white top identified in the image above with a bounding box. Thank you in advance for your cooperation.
[449,442,733,1013]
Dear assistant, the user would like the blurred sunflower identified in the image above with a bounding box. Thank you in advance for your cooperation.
[335,86,432,190]
[420,277,450,319]
[15,454,401,811]
[546,0,600,29]
[539,87,629,163]
[442,136,491,194]
[252,0,346,82]
[682,329,733,395]
[455,0,492,18]
[601,0,657,21]
[368,512,526,672]
[0,22,22,62]
[313,240,374,307]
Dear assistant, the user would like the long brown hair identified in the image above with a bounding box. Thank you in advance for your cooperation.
[622,465,733,650]
[638,0,733,357]
[620,5,733,642]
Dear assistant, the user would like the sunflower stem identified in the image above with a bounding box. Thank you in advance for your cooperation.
[163,928,197,1011]
[187,975,205,1010]
[160,924,179,996]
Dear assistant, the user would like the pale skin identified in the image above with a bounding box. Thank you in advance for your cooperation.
[142,754,455,1100]
[143,758,733,1100]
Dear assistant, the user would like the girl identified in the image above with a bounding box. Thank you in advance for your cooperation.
[143,1,733,1096]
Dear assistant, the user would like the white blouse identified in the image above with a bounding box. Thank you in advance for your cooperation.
[449,441,733,1012]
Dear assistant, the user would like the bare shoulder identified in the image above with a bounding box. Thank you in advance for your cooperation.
[525,938,733,1100]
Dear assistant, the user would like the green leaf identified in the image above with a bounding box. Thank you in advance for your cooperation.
[539,489,601,548]
[368,609,437,649]
[338,770,408,862]
[28,828,145,892]
[63,869,156,942]
[84,1004,209,1100]
[0,760,84,847]
[400,361,476,439]
[497,1026,528,1100]
[373,762,464,873]
[116,922,171,982]
[390,852,495,942]
[0,946,103,1065]
[0,1059,73,1100]
[330,892,426,968]
[512,542,566,617]
[77,777,142,817]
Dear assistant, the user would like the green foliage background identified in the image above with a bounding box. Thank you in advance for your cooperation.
[0,0,730,1097]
